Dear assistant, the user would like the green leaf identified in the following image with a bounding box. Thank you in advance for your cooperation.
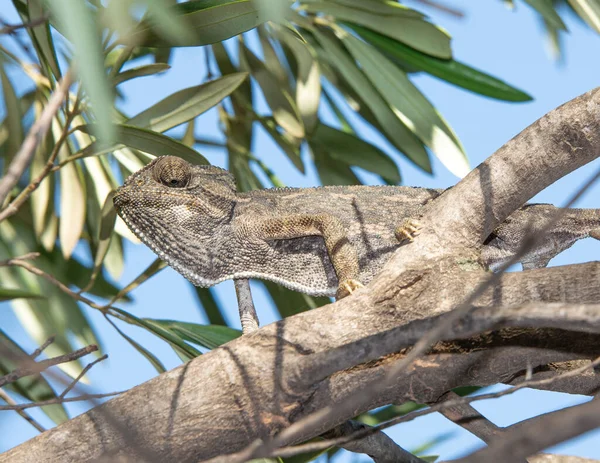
[309,141,361,185]
[113,63,171,86]
[127,73,248,133]
[263,281,329,318]
[131,0,279,47]
[273,25,321,135]
[147,319,242,349]
[78,124,209,165]
[46,0,115,144]
[258,118,304,173]
[523,0,567,30]
[258,25,290,87]
[311,123,400,183]
[192,285,228,326]
[106,318,166,374]
[0,287,43,301]
[144,0,198,45]
[568,0,600,33]
[348,24,533,102]
[25,0,62,79]
[311,27,431,172]
[340,31,469,178]
[302,1,451,58]
[106,258,166,305]
[322,0,425,18]
[241,42,305,138]
[0,61,23,156]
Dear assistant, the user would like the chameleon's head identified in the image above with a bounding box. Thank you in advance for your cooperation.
[113,156,238,284]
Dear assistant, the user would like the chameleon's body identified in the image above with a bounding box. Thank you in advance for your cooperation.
[114,157,600,298]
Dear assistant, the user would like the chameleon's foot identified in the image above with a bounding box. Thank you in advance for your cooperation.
[395,219,422,243]
[336,279,364,299]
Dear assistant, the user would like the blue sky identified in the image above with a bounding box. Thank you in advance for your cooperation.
[2,0,600,460]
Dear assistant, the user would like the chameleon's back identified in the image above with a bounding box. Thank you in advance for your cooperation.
[234,185,443,296]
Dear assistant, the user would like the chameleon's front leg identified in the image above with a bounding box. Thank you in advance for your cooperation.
[250,214,363,299]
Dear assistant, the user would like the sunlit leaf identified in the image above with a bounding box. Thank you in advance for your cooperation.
[0,61,23,157]
[349,24,533,102]
[127,73,248,132]
[340,31,469,178]
[311,27,431,172]
[302,1,452,58]
[147,319,241,349]
[524,0,567,30]
[241,42,305,138]
[568,0,600,33]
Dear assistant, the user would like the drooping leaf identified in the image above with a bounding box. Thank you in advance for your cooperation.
[262,281,329,318]
[0,61,23,157]
[311,27,431,172]
[340,31,469,178]
[310,123,401,183]
[301,1,452,58]
[348,24,533,102]
[568,0,600,33]
[192,285,228,326]
[25,0,62,79]
[273,25,321,135]
[147,319,241,349]
[113,63,171,86]
[258,118,304,173]
[130,0,280,47]
[126,73,249,132]
[78,124,209,165]
[523,0,567,30]
[309,141,361,186]
[241,42,305,138]
[46,0,115,144]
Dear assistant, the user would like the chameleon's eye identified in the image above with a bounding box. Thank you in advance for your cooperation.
[152,156,191,188]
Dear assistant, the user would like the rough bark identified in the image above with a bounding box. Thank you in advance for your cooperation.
[3,89,600,462]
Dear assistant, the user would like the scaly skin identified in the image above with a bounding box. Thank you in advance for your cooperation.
[114,156,600,298]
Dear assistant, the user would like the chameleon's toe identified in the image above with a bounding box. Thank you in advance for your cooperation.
[336,279,364,299]
[394,219,423,243]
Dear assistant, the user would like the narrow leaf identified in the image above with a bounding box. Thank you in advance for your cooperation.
[107,318,166,374]
[0,61,23,156]
[568,0,600,33]
[113,63,170,86]
[192,285,228,326]
[349,24,533,102]
[147,319,241,349]
[241,43,305,138]
[78,124,209,165]
[312,27,431,171]
[524,0,567,30]
[341,31,469,178]
[0,287,43,301]
[302,2,451,58]
[127,73,248,132]
[311,123,401,183]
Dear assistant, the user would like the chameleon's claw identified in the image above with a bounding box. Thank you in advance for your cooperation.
[336,279,364,300]
[395,219,423,243]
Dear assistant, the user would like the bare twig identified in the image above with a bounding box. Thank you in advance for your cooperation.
[28,336,56,360]
[60,355,108,399]
[0,345,98,388]
[0,69,73,209]
[0,392,124,411]
[225,356,600,460]
[0,15,50,35]
[0,389,46,432]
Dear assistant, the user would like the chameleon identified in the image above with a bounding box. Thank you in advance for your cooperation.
[113,156,600,299]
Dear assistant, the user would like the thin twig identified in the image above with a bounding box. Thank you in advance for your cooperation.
[0,388,46,432]
[0,15,50,35]
[0,345,98,388]
[265,356,600,459]
[0,251,40,267]
[0,392,124,411]
[0,69,73,209]
[29,335,56,360]
[60,355,108,399]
